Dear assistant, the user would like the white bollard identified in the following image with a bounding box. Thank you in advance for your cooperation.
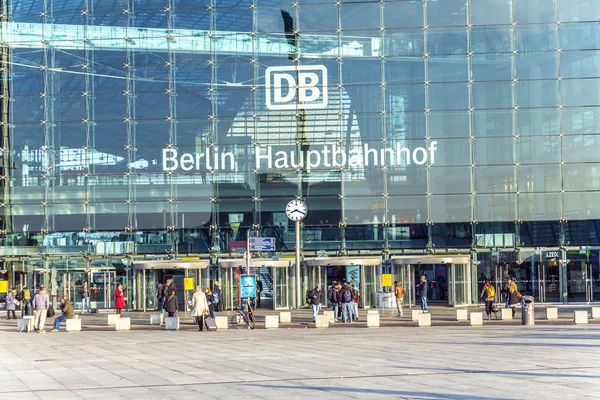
[107,314,120,326]
[17,319,32,332]
[456,309,468,321]
[367,309,379,315]
[165,317,179,330]
[546,307,558,320]
[150,313,164,325]
[367,313,380,328]
[215,316,228,330]
[574,310,588,325]
[470,312,483,326]
[418,312,431,327]
[115,317,130,331]
[279,311,292,324]
[412,310,423,321]
[591,307,600,319]
[265,315,279,329]
[322,310,334,322]
[316,314,329,328]
[66,318,82,332]
[500,308,513,320]
[24,316,35,331]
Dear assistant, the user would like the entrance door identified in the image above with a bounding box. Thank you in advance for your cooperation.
[273,267,290,309]
[391,263,415,307]
[537,259,560,303]
[448,263,470,306]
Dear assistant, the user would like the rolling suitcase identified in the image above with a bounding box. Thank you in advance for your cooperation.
[205,317,217,331]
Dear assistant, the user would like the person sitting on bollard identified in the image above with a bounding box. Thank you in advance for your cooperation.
[51,298,74,332]
[165,288,178,318]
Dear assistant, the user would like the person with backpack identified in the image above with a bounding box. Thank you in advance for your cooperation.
[394,281,406,317]
[341,282,354,323]
[19,286,32,317]
[479,281,496,320]
[309,285,322,322]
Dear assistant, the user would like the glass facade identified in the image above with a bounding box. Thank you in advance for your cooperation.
[1,0,600,308]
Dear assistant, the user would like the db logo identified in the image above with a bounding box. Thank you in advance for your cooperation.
[265,65,328,110]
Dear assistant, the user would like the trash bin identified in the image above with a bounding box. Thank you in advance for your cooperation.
[521,295,535,326]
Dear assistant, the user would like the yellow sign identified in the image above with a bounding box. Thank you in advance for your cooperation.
[382,274,392,287]
[184,278,195,291]
[0,280,7,293]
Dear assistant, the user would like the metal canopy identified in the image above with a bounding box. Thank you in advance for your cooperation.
[390,255,470,265]
[132,259,209,270]
[303,256,382,267]
[218,258,292,268]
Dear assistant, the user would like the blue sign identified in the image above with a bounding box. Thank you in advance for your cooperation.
[249,237,276,251]
[240,275,257,298]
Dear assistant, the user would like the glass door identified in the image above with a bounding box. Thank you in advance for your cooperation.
[449,263,471,306]
[566,256,588,302]
[360,266,377,308]
[273,267,290,309]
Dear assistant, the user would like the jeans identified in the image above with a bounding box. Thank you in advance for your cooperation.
[432,288,436,300]
[160,297,166,313]
[396,298,404,316]
[81,297,90,313]
[311,303,321,322]
[331,303,339,320]
[34,309,47,331]
[22,301,32,317]
[342,302,354,322]
[420,296,428,312]
[505,295,510,308]
[53,315,68,330]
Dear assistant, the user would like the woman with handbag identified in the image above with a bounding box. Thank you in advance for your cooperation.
[5,288,17,319]
[191,286,209,331]
[115,283,126,316]
[165,289,178,317]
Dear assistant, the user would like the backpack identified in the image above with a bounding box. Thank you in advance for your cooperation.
[486,285,495,299]
[342,288,352,302]
[23,289,31,300]
[306,290,313,305]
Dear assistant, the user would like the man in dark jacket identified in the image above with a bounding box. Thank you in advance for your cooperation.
[309,285,322,322]
[165,288,178,317]
[329,282,341,321]
[51,298,74,332]
[416,275,429,312]
[340,282,354,323]
[157,282,165,313]
[213,281,222,312]
[255,276,264,308]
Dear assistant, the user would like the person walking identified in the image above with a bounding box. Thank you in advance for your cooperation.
[115,283,125,316]
[479,281,496,320]
[416,275,429,312]
[32,285,50,333]
[507,279,522,318]
[255,275,263,308]
[213,281,222,312]
[156,281,166,313]
[309,285,322,322]
[191,285,209,331]
[394,281,406,317]
[80,280,91,314]
[19,286,32,317]
[51,298,74,332]
[165,288,178,318]
[5,288,17,319]
[351,284,360,321]
[340,282,354,323]
[205,287,215,319]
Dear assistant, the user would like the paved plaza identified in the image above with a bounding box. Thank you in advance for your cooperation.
[1,311,599,400]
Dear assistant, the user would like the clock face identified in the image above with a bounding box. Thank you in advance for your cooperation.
[286,200,307,221]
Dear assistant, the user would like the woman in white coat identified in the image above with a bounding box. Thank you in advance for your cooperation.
[191,286,209,331]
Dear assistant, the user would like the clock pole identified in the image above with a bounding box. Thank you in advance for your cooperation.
[295,219,301,309]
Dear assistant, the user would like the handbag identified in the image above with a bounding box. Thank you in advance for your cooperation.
[47,305,55,318]
[13,299,21,307]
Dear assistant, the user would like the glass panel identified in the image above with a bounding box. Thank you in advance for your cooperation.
[471,0,511,25]
[515,0,556,23]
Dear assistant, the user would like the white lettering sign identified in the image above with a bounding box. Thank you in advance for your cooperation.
[265,65,328,110]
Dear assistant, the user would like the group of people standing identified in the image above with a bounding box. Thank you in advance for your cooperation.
[323,281,360,323]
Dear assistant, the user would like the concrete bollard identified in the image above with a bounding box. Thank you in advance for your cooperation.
[470,312,483,326]
[279,311,292,324]
[500,308,513,320]
[215,316,228,330]
[412,310,423,321]
[164,317,179,330]
[265,315,279,329]
[367,309,379,315]
[546,307,558,320]
[418,312,431,327]
[591,307,600,319]
[66,318,82,332]
[316,314,329,328]
[115,317,130,331]
[456,309,468,321]
[367,313,380,328]
[574,310,588,325]
[322,310,334,322]
[107,314,120,326]
[17,317,34,332]
[150,313,164,325]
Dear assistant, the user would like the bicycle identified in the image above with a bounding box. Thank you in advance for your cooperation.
[230,298,255,329]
